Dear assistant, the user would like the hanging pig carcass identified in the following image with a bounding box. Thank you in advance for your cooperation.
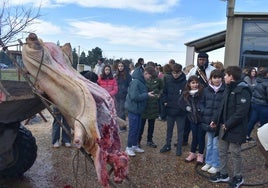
[21,33,129,187]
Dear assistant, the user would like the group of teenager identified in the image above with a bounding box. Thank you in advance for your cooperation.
[123,52,268,188]
[50,53,268,188]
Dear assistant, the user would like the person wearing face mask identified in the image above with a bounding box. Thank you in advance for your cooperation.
[186,52,216,87]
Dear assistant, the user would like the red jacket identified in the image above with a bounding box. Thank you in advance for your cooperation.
[97,77,118,97]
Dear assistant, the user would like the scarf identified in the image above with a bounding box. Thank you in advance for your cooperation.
[209,82,222,92]
[189,89,198,96]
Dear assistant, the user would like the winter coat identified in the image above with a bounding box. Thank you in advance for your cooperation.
[179,91,202,124]
[115,72,132,100]
[162,73,187,117]
[200,83,225,131]
[142,77,164,119]
[124,67,148,114]
[251,77,268,107]
[216,81,251,144]
[97,77,118,97]
[244,75,257,92]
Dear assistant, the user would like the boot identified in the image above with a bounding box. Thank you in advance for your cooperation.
[197,153,204,164]
[185,152,196,162]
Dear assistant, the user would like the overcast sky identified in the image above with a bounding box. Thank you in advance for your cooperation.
[6,0,268,66]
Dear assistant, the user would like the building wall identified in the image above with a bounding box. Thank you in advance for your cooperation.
[224,16,243,67]
[225,15,268,68]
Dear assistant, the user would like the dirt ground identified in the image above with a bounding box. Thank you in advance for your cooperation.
[0,109,267,188]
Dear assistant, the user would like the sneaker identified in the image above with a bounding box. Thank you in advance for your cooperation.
[64,142,71,147]
[53,141,60,148]
[132,146,144,153]
[176,149,182,156]
[201,164,211,172]
[208,167,219,174]
[160,145,171,153]
[185,152,196,162]
[147,141,157,148]
[196,153,204,164]
[125,147,135,156]
[246,136,256,143]
[209,172,230,183]
[228,176,244,188]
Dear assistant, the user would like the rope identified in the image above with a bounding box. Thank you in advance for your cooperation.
[13,42,133,187]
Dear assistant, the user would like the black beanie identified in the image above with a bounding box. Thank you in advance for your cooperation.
[198,52,208,59]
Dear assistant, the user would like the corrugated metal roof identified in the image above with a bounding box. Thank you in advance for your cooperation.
[184,30,226,53]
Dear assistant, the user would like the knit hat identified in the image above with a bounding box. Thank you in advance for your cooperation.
[198,52,208,59]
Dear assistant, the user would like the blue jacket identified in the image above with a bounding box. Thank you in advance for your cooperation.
[124,67,148,114]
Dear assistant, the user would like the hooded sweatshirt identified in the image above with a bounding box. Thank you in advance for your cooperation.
[124,67,149,114]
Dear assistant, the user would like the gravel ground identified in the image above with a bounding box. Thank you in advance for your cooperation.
[0,109,267,188]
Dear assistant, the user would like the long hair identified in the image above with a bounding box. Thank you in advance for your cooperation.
[115,61,127,80]
[100,64,113,80]
[182,75,203,100]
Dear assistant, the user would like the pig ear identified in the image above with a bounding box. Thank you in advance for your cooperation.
[61,43,73,64]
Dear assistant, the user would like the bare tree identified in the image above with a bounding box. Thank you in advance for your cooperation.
[0,0,41,47]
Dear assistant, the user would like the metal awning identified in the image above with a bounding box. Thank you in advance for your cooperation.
[184,30,226,53]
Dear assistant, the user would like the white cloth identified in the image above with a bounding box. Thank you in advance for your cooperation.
[94,63,105,75]
[186,64,216,80]
[257,123,268,151]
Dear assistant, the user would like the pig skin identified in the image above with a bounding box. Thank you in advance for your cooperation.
[22,33,129,187]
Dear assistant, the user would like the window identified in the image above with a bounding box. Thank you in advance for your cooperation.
[240,20,268,68]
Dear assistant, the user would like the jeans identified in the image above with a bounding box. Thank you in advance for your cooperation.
[165,115,185,151]
[247,103,268,137]
[52,108,71,144]
[139,118,155,142]
[205,132,220,168]
[127,112,141,147]
[218,128,242,176]
[190,122,206,154]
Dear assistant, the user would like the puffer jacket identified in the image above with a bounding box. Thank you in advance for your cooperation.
[251,77,268,106]
[97,77,118,97]
[124,67,148,114]
[201,83,225,124]
[216,81,251,144]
